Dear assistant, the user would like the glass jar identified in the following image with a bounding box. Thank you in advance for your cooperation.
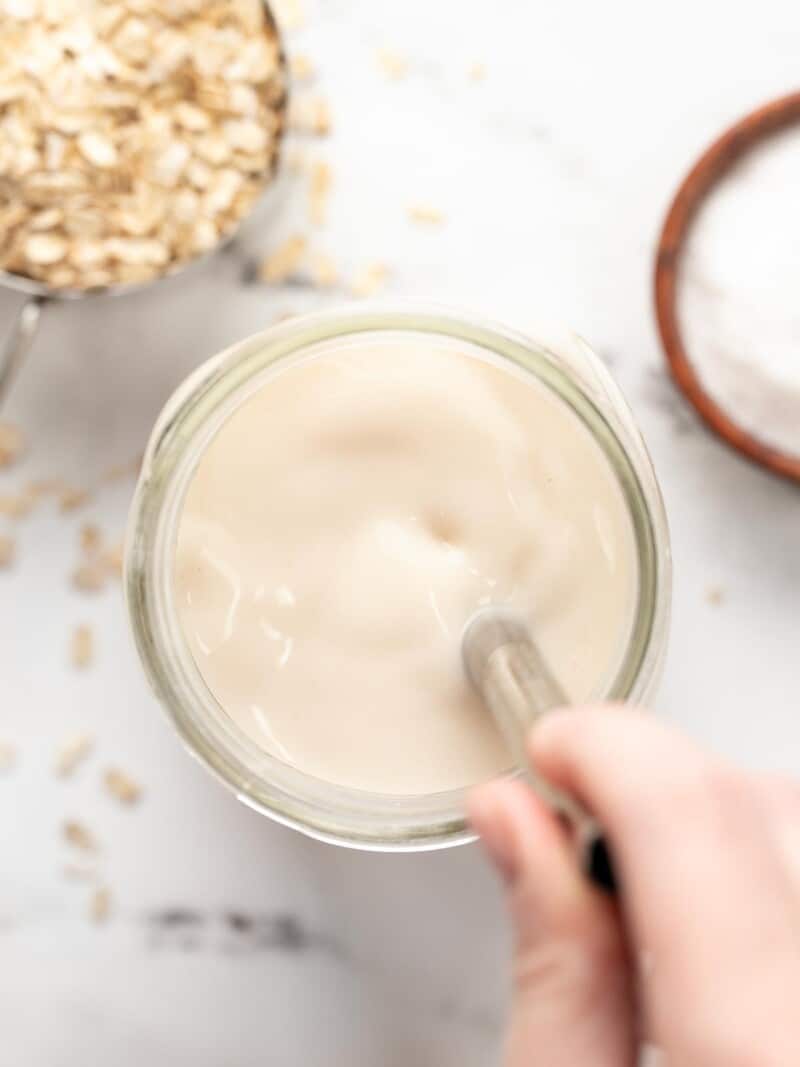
[125,305,671,851]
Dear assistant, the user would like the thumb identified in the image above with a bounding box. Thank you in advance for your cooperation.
[469,779,637,1067]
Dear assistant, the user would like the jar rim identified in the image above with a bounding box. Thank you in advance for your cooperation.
[125,303,671,851]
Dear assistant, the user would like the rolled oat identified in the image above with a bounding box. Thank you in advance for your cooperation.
[351,262,389,298]
[69,625,94,669]
[290,94,331,136]
[290,53,314,81]
[308,160,331,226]
[408,204,445,225]
[0,741,16,771]
[55,732,93,775]
[376,49,408,80]
[0,533,14,567]
[90,885,111,923]
[104,768,142,805]
[63,820,97,852]
[0,1,286,290]
[259,234,306,283]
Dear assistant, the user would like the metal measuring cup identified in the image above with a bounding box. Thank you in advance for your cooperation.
[0,1,288,406]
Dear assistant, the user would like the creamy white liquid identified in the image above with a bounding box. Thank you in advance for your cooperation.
[175,338,637,794]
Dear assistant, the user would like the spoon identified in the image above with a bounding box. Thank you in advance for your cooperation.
[462,607,617,893]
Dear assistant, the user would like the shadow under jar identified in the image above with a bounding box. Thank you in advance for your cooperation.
[125,305,672,851]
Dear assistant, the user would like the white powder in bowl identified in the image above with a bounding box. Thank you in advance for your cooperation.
[678,125,800,458]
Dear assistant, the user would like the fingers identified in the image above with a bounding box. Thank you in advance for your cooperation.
[529,705,709,839]
[529,707,800,1064]
[469,778,636,1067]
[754,774,800,889]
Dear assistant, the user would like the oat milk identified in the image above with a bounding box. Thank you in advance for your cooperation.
[174,341,637,794]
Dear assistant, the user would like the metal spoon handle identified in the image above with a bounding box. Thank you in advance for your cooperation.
[464,613,616,893]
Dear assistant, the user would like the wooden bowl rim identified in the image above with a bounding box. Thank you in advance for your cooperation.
[654,91,800,483]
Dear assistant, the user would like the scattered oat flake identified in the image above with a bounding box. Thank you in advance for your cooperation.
[63,820,97,852]
[72,563,106,593]
[0,423,24,468]
[0,489,37,519]
[290,53,315,81]
[468,62,486,81]
[80,522,102,556]
[408,204,445,225]
[70,625,94,670]
[259,235,307,283]
[310,252,338,288]
[272,0,306,30]
[59,486,91,512]
[104,768,142,805]
[0,742,16,772]
[101,541,124,578]
[706,585,726,606]
[90,885,111,924]
[376,48,408,79]
[309,160,331,226]
[351,262,389,298]
[0,534,15,569]
[55,732,93,776]
[290,95,331,136]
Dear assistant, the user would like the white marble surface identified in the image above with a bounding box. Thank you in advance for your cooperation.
[1,1,799,1063]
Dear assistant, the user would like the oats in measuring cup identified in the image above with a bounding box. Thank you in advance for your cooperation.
[0,0,286,290]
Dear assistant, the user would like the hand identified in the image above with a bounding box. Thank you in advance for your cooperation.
[469,706,800,1066]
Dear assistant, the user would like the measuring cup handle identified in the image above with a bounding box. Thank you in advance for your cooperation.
[0,296,44,405]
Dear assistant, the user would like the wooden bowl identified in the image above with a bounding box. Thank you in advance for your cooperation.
[654,91,800,483]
